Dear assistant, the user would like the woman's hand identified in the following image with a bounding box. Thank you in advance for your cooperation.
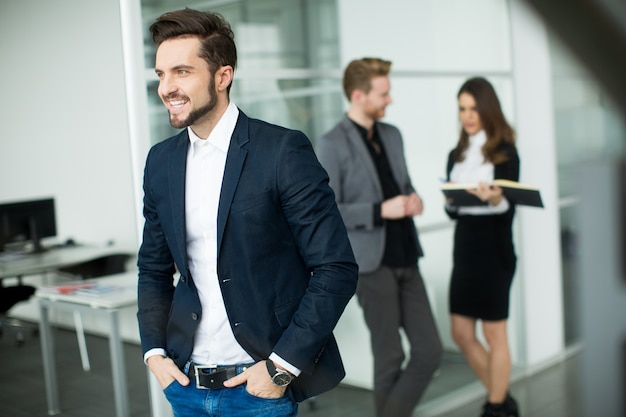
[467,182,503,206]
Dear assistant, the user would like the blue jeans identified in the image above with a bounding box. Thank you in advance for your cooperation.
[163,380,298,417]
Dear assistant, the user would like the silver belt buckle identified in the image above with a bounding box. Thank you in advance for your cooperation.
[194,364,217,390]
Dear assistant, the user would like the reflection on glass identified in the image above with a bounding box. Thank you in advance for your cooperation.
[559,205,580,345]
[550,32,626,347]
[141,0,342,145]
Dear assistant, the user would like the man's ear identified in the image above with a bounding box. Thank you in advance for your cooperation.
[216,65,234,92]
[351,88,364,104]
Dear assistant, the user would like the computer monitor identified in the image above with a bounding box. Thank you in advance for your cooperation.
[0,198,57,253]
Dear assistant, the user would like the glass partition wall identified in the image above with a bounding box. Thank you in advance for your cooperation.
[548,31,626,347]
[141,0,344,146]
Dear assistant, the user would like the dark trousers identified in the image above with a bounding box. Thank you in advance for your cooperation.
[356,265,442,417]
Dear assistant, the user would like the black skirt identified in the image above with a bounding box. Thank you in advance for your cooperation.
[449,213,516,321]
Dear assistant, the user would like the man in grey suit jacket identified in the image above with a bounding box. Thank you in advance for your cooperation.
[316,58,442,417]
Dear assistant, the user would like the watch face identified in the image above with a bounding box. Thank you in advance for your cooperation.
[272,372,293,386]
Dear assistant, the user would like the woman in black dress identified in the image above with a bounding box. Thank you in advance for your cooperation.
[445,77,520,417]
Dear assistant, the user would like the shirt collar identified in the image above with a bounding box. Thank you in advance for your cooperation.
[468,129,487,148]
[187,101,239,155]
[349,118,378,141]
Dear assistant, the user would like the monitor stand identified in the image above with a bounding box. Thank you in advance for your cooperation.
[29,217,46,253]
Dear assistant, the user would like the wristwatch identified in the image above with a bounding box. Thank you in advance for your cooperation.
[265,360,294,386]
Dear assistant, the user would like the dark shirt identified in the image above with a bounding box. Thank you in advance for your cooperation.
[351,120,419,268]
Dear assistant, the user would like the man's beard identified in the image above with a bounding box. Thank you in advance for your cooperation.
[168,78,218,129]
[364,105,385,121]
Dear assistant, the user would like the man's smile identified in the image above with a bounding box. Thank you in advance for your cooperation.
[164,96,189,113]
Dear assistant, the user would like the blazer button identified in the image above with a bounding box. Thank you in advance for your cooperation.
[191,313,199,320]
[180,276,187,283]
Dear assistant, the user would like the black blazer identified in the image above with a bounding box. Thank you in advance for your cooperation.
[137,110,358,402]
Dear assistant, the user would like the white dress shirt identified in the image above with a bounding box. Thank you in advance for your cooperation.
[449,129,509,215]
[144,101,300,375]
[185,102,253,365]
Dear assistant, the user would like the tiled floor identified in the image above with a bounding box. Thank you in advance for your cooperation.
[432,358,582,417]
[0,322,582,417]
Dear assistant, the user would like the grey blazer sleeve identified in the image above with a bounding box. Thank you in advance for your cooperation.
[316,117,388,272]
[316,130,377,231]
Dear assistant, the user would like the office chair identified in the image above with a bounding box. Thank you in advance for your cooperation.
[0,278,37,345]
[56,253,132,371]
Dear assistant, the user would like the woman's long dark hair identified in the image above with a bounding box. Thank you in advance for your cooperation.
[452,77,516,164]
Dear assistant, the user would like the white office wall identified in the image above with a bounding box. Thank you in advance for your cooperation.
[0,0,138,251]
[508,0,564,368]
[338,0,512,72]
[0,0,140,340]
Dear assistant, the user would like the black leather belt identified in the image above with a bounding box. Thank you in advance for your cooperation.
[188,363,255,390]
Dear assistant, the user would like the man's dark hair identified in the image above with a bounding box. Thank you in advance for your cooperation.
[150,8,237,78]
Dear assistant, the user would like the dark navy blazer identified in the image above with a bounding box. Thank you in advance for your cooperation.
[137,110,358,402]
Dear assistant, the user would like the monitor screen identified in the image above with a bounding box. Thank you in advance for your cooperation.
[0,198,57,253]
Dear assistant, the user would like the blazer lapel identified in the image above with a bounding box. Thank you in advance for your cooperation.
[168,131,190,274]
[217,112,249,255]
[378,124,408,193]
[341,116,383,197]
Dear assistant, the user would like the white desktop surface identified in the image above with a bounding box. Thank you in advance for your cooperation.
[0,244,134,280]
[36,271,138,309]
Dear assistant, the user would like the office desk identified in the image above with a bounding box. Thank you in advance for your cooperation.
[36,272,138,417]
[0,245,133,280]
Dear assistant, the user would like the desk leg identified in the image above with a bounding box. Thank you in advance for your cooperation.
[39,300,61,415]
[108,310,129,417]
